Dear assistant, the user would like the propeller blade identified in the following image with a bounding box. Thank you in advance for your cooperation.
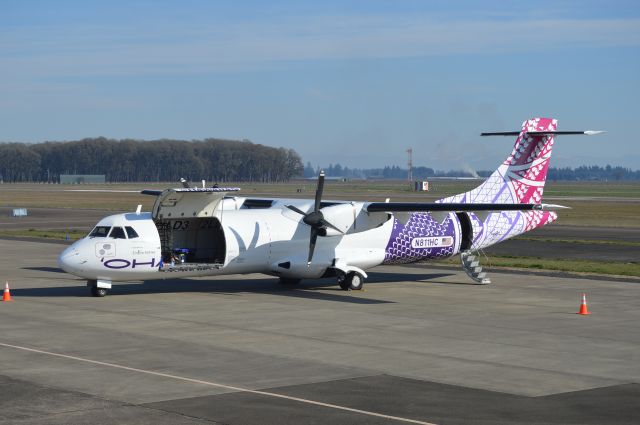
[285,205,307,216]
[314,171,325,212]
[320,218,344,234]
[307,228,319,265]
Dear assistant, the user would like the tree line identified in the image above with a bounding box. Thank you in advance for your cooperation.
[0,138,304,183]
[306,162,640,181]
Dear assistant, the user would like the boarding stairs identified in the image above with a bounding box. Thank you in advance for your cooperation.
[460,250,491,284]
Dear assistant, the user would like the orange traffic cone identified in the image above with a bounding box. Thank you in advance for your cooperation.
[3,281,12,302]
[577,293,590,315]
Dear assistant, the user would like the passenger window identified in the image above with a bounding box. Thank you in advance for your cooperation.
[109,227,127,239]
[89,226,111,238]
[125,226,139,239]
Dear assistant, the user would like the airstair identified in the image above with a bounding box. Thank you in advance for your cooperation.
[460,250,491,284]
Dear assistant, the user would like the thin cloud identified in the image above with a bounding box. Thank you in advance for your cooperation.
[2,16,640,78]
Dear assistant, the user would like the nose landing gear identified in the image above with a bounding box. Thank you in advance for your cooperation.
[87,279,111,297]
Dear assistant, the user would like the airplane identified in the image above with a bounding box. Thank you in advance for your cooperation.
[58,117,602,297]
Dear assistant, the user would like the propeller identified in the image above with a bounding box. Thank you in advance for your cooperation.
[285,170,343,265]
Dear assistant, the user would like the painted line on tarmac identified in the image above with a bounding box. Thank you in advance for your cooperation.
[0,341,437,425]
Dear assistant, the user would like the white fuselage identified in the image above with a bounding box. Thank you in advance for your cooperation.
[58,203,393,282]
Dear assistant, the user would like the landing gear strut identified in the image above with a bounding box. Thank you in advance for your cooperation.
[338,272,364,291]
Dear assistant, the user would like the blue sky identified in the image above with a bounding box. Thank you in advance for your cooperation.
[2,0,639,170]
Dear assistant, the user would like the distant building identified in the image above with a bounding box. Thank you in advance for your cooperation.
[59,174,106,184]
[413,181,429,191]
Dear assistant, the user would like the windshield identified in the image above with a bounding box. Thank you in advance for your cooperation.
[89,226,111,238]
[109,227,127,239]
[125,226,139,239]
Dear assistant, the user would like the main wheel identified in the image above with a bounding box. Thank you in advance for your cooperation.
[338,274,349,291]
[346,272,364,290]
[90,285,108,297]
[278,277,301,286]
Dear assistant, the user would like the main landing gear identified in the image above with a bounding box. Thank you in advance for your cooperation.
[278,272,365,291]
[337,272,364,291]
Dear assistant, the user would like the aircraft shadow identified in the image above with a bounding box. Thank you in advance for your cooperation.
[11,271,454,304]
[365,271,453,283]
[22,266,66,273]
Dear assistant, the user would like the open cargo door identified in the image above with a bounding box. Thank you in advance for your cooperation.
[151,187,241,220]
[150,187,241,271]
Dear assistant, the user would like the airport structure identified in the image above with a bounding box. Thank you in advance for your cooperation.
[59,174,106,184]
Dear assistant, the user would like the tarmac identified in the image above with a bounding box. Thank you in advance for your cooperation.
[0,238,639,424]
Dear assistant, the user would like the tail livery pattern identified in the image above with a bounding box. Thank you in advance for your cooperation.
[384,118,558,264]
[440,117,558,245]
[504,118,556,204]
[441,117,557,205]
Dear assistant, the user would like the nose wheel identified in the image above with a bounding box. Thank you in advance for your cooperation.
[88,280,109,297]
[338,272,364,291]
[91,286,108,297]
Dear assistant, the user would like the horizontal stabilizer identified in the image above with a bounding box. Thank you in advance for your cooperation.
[481,130,604,136]
[365,202,567,213]
[537,203,571,210]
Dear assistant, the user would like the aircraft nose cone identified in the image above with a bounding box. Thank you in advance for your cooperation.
[58,246,82,274]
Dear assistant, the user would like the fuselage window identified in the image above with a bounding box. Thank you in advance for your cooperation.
[125,226,139,239]
[89,226,111,238]
[109,227,127,239]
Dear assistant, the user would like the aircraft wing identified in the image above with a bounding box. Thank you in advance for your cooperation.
[365,202,566,213]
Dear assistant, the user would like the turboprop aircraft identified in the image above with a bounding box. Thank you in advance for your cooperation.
[58,118,602,297]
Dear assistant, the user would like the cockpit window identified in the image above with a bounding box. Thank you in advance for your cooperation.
[109,227,127,239]
[89,226,111,238]
[125,226,139,239]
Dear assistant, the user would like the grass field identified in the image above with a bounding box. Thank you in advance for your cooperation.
[2,180,638,226]
[439,255,640,278]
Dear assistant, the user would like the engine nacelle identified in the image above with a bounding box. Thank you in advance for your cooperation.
[320,204,357,235]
